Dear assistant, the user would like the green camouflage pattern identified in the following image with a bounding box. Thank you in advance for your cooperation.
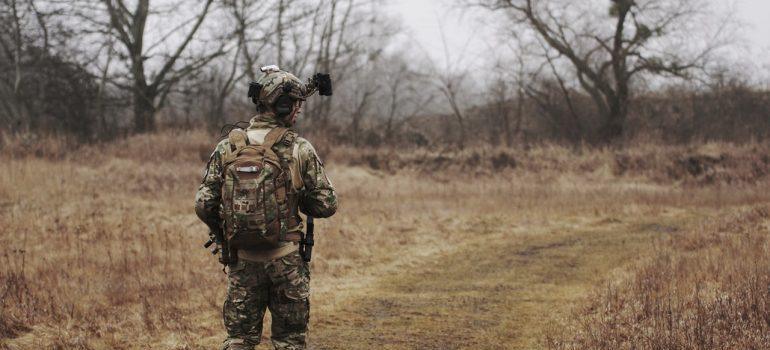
[195,113,336,349]
[195,115,337,234]
[247,116,337,220]
[255,69,306,106]
[291,134,337,218]
[293,138,337,219]
[222,141,289,246]
[221,250,310,350]
[195,144,226,234]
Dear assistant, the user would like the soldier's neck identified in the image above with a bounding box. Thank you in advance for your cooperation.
[248,113,284,129]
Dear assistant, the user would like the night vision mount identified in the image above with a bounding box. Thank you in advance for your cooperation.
[306,73,333,97]
[248,81,262,104]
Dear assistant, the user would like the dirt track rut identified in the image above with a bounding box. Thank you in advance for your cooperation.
[302,212,696,350]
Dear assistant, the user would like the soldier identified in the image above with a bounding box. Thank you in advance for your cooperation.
[195,65,337,350]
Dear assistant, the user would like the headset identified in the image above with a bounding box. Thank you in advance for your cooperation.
[274,95,296,119]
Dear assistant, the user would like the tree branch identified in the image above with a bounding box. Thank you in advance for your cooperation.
[150,0,214,90]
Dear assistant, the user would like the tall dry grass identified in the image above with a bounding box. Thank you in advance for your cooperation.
[0,131,221,348]
[548,207,770,349]
[1,130,769,349]
[327,141,770,186]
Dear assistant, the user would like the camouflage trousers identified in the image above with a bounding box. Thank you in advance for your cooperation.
[221,250,310,350]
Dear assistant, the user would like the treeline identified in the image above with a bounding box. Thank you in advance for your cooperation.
[1,0,768,148]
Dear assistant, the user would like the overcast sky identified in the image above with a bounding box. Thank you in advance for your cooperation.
[387,0,770,73]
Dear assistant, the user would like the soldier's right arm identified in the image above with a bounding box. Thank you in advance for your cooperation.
[195,140,228,231]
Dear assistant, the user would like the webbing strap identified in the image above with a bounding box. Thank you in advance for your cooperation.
[262,127,288,150]
[223,129,248,164]
[262,127,294,241]
[228,129,248,150]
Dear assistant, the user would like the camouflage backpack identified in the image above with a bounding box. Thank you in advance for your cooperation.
[220,127,300,250]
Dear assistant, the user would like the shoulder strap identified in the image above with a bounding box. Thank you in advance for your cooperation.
[260,127,288,164]
[228,128,248,150]
[262,127,289,150]
[223,128,248,164]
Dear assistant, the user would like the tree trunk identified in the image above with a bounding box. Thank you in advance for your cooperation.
[276,0,285,67]
[351,114,360,146]
[208,95,225,129]
[455,114,466,149]
[510,87,525,147]
[501,107,511,147]
[133,91,156,133]
[600,100,627,144]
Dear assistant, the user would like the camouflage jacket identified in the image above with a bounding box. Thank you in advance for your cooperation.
[195,114,337,255]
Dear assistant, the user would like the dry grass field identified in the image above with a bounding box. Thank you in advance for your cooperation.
[1,131,769,349]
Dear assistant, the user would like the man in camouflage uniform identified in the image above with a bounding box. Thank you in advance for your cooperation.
[195,66,337,350]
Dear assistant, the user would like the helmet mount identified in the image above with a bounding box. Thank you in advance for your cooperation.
[247,82,262,105]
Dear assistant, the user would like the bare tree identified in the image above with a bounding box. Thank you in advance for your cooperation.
[203,47,243,128]
[99,0,222,133]
[227,0,309,80]
[0,0,35,128]
[472,0,733,144]
[522,44,587,143]
[347,81,376,145]
[485,54,528,146]
[226,0,267,81]
[304,0,356,130]
[94,33,116,134]
[436,70,470,149]
[380,61,434,142]
[0,0,92,135]
[427,13,479,149]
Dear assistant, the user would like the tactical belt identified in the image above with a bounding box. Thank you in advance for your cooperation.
[237,242,299,262]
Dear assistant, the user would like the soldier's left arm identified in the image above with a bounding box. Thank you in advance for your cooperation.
[295,138,337,218]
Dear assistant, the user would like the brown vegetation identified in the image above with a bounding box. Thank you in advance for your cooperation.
[331,142,770,186]
[1,131,769,349]
[2,1,768,348]
[548,207,770,349]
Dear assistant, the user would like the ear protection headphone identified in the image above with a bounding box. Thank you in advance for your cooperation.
[274,94,295,119]
[274,83,297,119]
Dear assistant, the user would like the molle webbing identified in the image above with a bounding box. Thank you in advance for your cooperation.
[267,129,300,230]
[262,127,298,240]
[221,126,301,251]
[262,127,289,151]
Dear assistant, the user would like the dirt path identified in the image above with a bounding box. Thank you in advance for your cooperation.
[303,211,701,350]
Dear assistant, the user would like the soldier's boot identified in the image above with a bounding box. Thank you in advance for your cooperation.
[221,338,257,350]
[270,331,307,350]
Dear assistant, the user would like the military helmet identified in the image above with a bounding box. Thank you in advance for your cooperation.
[249,65,306,107]
[247,65,332,120]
